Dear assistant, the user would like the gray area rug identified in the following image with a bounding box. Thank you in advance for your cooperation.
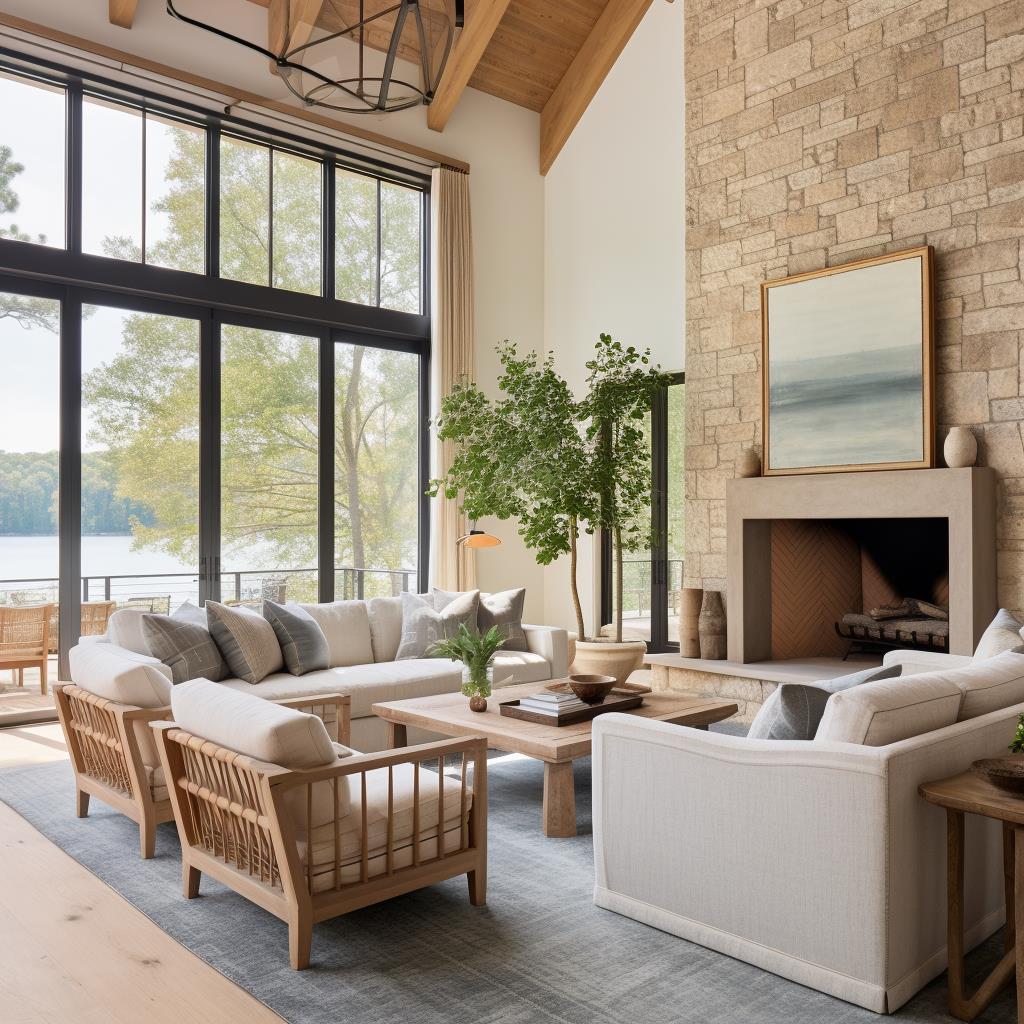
[0,752,1014,1024]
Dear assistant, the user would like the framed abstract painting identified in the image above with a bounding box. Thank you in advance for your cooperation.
[761,246,934,476]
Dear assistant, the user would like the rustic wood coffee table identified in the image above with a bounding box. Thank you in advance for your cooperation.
[372,681,737,838]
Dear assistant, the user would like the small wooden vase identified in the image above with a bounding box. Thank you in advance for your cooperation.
[468,695,488,713]
[680,587,703,658]
[698,590,727,660]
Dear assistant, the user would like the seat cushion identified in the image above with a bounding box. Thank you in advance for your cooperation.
[265,601,330,676]
[171,677,338,769]
[974,609,1024,660]
[491,650,551,687]
[815,671,962,746]
[299,600,374,668]
[396,591,480,660]
[367,596,403,662]
[748,663,902,741]
[951,650,1024,720]
[301,760,471,892]
[206,601,284,684]
[220,659,465,719]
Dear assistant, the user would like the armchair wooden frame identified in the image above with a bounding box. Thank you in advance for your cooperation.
[54,682,350,860]
[152,723,488,969]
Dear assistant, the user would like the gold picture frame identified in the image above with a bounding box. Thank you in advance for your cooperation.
[760,245,935,477]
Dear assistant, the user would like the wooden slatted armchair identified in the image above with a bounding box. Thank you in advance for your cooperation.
[0,602,52,694]
[152,679,487,969]
[55,681,349,859]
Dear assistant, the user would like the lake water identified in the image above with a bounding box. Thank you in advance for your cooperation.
[0,534,201,605]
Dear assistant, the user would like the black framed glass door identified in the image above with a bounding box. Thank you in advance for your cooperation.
[601,373,685,653]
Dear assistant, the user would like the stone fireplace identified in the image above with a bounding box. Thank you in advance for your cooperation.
[726,468,997,662]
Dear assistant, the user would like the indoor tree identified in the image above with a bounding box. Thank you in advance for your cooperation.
[580,335,672,643]
[430,343,592,641]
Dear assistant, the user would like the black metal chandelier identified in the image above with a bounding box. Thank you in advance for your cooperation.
[167,1,465,114]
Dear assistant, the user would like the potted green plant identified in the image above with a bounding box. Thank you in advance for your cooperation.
[430,624,506,711]
[430,343,592,645]
[429,336,669,684]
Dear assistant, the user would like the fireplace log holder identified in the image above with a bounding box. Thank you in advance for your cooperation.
[834,618,950,659]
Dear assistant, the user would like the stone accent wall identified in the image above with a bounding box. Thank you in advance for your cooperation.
[684,0,1024,612]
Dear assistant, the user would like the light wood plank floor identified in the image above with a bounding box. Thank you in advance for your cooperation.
[0,723,285,1024]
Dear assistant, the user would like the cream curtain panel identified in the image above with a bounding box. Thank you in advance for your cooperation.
[429,166,477,591]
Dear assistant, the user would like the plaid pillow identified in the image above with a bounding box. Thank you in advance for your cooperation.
[141,614,228,686]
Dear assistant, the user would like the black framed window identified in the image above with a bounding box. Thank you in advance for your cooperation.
[601,373,685,653]
[0,58,432,714]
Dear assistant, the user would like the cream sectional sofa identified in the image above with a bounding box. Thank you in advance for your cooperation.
[592,648,1024,1014]
[69,596,568,752]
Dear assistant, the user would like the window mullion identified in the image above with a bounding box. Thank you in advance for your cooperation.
[207,123,220,278]
[67,81,83,255]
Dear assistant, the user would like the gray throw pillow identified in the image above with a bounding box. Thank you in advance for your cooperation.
[206,601,285,685]
[433,587,528,651]
[748,663,903,741]
[263,600,329,676]
[141,614,228,686]
[975,609,1024,660]
[396,590,479,660]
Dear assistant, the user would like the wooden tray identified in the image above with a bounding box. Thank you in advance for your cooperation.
[499,691,644,726]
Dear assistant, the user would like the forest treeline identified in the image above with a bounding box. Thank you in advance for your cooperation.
[0,451,154,535]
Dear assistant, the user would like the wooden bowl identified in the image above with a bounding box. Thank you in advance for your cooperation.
[568,674,617,705]
[972,758,1024,794]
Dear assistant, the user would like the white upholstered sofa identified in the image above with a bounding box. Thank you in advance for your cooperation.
[592,647,1024,1014]
[70,596,568,752]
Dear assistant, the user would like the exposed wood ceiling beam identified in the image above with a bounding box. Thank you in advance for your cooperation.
[268,0,326,72]
[108,0,139,29]
[539,0,656,175]
[428,0,513,133]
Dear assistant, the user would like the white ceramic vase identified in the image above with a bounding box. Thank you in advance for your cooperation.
[944,427,977,468]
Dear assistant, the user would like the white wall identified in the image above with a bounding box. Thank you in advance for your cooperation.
[541,0,685,635]
[0,0,547,616]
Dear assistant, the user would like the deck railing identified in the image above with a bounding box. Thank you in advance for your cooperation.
[0,565,417,612]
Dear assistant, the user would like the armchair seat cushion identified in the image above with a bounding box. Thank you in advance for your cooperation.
[300,761,471,892]
[219,653,552,718]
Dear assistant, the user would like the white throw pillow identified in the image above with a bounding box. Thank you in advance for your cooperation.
[367,596,403,662]
[952,650,1024,720]
[299,600,374,668]
[815,671,962,746]
[974,609,1024,660]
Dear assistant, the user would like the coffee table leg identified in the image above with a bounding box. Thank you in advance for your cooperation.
[543,761,576,838]
[947,809,967,1017]
[387,722,407,749]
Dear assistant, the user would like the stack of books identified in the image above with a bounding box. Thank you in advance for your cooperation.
[517,690,591,716]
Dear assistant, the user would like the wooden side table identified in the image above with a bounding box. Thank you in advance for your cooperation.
[919,771,1024,1021]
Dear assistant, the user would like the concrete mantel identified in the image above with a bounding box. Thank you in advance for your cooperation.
[726,467,998,662]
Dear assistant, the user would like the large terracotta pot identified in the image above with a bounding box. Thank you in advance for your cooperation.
[570,638,646,684]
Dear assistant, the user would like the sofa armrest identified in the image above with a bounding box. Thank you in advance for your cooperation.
[523,624,569,679]
[882,649,974,675]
